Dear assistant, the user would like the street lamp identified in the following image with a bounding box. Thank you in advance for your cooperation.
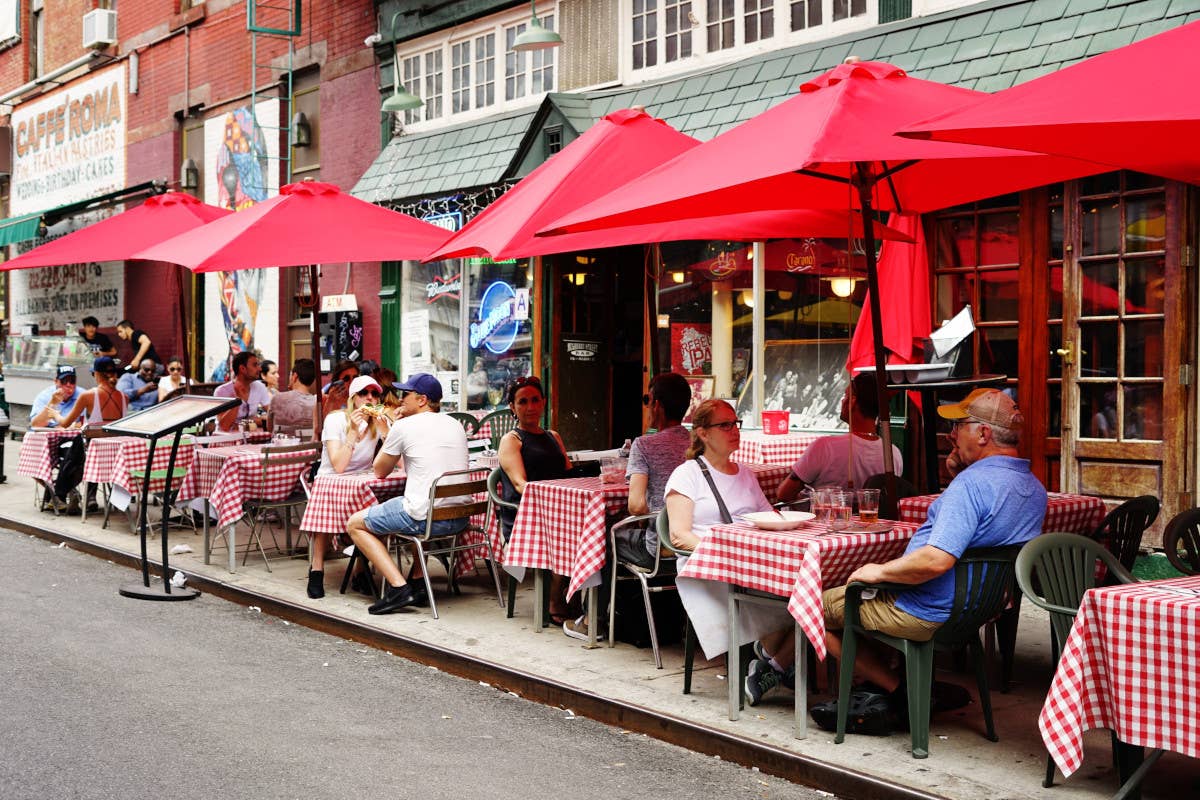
[221,163,239,210]
[380,11,423,114]
[512,0,563,51]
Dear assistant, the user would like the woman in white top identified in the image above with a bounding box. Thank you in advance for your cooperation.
[157,356,190,402]
[317,375,390,476]
[664,399,771,551]
[60,357,128,427]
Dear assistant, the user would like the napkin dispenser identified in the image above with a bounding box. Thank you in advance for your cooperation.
[922,305,975,377]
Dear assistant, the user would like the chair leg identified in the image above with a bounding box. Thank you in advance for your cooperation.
[636,574,662,669]
[339,548,363,594]
[407,540,439,619]
[996,602,1020,693]
[1043,752,1056,788]
[607,565,620,650]
[506,574,518,618]
[682,618,696,695]
[969,638,998,742]
[835,628,858,745]
[905,643,935,759]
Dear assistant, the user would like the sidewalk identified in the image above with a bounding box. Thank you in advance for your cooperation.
[0,442,1189,799]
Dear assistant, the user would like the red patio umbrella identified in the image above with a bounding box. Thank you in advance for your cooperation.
[543,60,1108,491]
[847,213,931,370]
[0,191,230,270]
[902,21,1200,184]
[427,108,911,261]
[136,180,450,270]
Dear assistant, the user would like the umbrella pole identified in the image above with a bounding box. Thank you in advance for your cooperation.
[855,165,899,517]
[310,266,324,439]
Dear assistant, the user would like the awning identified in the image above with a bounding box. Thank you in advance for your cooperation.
[0,180,165,249]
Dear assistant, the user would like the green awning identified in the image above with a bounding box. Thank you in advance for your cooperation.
[0,212,45,246]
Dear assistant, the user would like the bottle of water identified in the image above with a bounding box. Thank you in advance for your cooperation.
[619,438,632,457]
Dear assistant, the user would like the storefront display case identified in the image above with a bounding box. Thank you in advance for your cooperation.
[3,335,96,406]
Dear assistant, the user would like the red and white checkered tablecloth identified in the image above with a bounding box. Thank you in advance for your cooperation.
[299,468,500,579]
[898,491,1106,535]
[17,429,82,485]
[505,463,790,600]
[82,436,195,494]
[678,519,919,660]
[1039,577,1200,777]
[732,430,825,465]
[176,445,309,528]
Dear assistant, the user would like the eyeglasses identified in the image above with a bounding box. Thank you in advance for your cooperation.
[951,418,986,431]
[704,420,742,432]
[168,366,183,372]
[356,389,381,398]
[511,376,542,392]
[399,389,414,399]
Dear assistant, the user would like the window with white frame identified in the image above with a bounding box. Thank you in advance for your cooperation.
[631,0,872,74]
[392,5,558,130]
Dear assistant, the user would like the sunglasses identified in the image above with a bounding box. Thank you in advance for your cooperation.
[356,389,381,398]
[703,420,742,432]
[168,366,183,372]
[399,389,414,399]
[511,376,543,391]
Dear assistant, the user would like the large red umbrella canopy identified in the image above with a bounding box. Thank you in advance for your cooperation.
[543,60,1108,495]
[901,21,1200,184]
[0,191,230,270]
[428,108,910,261]
[135,180,450,270]
[847,213,931,370]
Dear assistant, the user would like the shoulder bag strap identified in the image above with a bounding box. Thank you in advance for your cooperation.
[694,455,733,524]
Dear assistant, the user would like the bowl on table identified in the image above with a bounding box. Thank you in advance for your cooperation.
[741,510,816,531]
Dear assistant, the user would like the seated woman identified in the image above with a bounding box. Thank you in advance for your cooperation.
[306,375,390,599]
[157,356,190,402]
[60,357,128,427]
[267,357,319,437]
[664,399,771,552]
[497,375,576,624]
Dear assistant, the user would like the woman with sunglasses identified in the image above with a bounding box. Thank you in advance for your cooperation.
[156,357,190,402]
[663,399,771,552]
[497,375,578,625]
[317,375,389,477]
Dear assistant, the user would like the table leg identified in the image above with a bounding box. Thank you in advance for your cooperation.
[1112,741,1164,800]
[584,586,599,649]
[794,623,808,739]
[534,569,545,631]
[728,590,741,722]
[227,522,236,574]
[202,501,211,566]
[81,482,91,523]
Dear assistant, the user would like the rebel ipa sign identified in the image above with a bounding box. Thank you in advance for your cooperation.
[8,65,127,332]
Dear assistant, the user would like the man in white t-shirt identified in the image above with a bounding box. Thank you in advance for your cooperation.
[344,373,469,614]
[214,351,272,431]
[776,372,902,502]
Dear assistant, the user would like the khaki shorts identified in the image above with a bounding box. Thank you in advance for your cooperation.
[822,585,941,642]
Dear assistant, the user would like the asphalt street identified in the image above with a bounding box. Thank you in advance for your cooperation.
[0,529,833,800]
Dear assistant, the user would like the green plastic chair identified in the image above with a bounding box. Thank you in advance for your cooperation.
[1015,532,1136,788]
[479,408,517,450]
[447,411,479,437]
[1161,508,1200,576]
[835,544,1023,759]
[1092,495,1160,576]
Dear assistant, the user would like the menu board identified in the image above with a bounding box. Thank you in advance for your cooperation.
[103,395,239,438]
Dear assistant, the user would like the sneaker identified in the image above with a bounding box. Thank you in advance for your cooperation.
[65,490,82,516]
[810,690,895,736]
[563,615,605,642]
[367,583,418,615]
[745,658,786,706]
[752,641,769,661]
[407,579,430,608]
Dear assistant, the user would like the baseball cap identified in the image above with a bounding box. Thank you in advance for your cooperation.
[92,356,118,374]
[348,375,383,397]
[56,365,77,382]
[937,388,1023,430]
[395,372,443,402]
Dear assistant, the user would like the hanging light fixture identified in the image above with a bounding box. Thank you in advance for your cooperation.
[291,111,312,147]
[297,263,317,308]
[671,270,685,284]
[380,11,423,113]
[179,158,199,190]
[512,0,564,52]
[827,276,858,298]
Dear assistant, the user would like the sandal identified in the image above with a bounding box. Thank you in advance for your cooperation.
[810,690,895,736]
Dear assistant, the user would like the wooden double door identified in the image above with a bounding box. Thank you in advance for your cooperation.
[931,172,1193,542]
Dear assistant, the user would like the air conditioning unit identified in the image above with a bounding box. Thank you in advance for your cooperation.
[82,9,117,49]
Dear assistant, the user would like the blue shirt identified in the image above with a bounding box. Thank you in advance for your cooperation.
[30,385,83,426]
[116,372,158,411]
[895,455,1047,623]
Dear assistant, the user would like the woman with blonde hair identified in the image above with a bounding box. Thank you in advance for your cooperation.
[663,399,771,552]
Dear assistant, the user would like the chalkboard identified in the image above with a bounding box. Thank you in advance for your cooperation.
[738,339,850,431]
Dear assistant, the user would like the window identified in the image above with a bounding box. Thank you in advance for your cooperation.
[473,34,495,109]
[402,54,422,125]
[790,0,821,30]
[706,0,734,51]
[833,0,866,21]
[504,25,527,99]
[424,50,444,119]
[744,0,773,44]
[664,0,693,61]
[633,0,658,69]
[29,0,43,79]
[451,41,471,114]
[544,125,562,157]
[530,16,556,92]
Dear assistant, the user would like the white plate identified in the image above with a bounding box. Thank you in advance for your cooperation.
[741,510,816,531]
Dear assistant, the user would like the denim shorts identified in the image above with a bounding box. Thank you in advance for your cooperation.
[364,495,469,537]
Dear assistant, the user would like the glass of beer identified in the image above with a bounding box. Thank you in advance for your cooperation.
[828,490,854,530]
[858,488,881,524]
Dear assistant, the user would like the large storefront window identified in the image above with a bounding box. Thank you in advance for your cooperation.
[656,238,862,431]
[400,260,462,405]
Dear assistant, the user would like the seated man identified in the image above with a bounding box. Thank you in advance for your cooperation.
[116,359,161,412]
[79,317,117,357]
[807,389,1047,726]
[777,372,902,502]
[564,371,693,641]
[343,374,470,614]
[214,351,271,431]
[30,366,84,428]
[267,357,318,436]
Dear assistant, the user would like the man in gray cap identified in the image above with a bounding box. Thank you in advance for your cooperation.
[334,374,471,612]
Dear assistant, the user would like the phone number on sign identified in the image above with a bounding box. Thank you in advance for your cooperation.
[22,263,101,291]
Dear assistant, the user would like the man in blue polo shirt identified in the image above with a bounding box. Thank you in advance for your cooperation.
[813,388,1046,728]
[30,365,84,428]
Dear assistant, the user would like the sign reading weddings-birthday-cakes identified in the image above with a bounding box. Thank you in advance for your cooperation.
[469,281,519,354]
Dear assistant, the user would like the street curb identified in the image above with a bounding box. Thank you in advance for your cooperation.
[3,513,948,800]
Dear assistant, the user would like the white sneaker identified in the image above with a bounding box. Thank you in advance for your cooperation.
[563,615,605,642]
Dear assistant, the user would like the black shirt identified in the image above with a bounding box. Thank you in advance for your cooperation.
[80,330,114,355]
[130,329,161,366]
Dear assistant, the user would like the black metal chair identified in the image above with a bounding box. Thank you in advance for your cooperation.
[1092,495,1160,575]
[1161,507,1200,576]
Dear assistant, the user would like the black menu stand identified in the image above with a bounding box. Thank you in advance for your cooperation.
[104,395,240,601]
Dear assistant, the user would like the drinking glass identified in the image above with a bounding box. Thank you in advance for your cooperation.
[828,490,854,530]
[858,488,881,524]
[600,457,624,484]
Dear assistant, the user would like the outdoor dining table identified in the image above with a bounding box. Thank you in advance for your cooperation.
[899,491,1107,535]
[80,434,195,525]
[299,468,500,581]
[17,427,82,488]
[677,517,919,737]
[1039,576,1200,798]
[503,463,790,647]
[730,430,825,466]
[176,443,311,573]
